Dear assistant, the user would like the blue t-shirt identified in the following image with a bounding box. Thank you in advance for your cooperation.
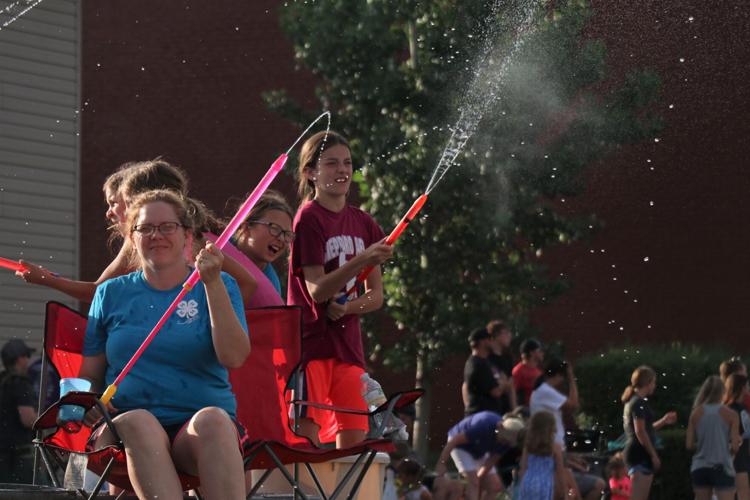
[448,411,506,458]
[83,270,249,426]
[262,264,281,295]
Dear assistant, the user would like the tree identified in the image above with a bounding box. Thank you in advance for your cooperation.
[266,0,660,458]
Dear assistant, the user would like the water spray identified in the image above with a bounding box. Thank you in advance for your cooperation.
[336,0,541,303]
[0,0,45,32]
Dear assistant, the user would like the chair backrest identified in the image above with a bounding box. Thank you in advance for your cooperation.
[42,301,91,452]
[231,306,309,448]
[42,303,309,451]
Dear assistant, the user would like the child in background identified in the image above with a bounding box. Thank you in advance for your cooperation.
[16,163,137,301]
[396,459,432,500]
[608,453,632,500]
[18,158,257,305]
[517,411,564,500]
[720,357,750,413]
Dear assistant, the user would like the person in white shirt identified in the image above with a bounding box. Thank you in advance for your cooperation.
[530,359,605,500]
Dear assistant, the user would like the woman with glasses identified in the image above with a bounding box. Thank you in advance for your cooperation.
[121,161,257,305]
[80,189,250,499]
[207,190,294,307]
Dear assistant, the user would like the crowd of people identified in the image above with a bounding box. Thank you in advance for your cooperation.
[384,322,750,500]
[0,130,747,499]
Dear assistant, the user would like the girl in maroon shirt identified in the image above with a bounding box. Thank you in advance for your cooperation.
[287,131,392,448]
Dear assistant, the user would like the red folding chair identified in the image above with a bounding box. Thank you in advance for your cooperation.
[33,302,421,500]
[32,301,200,499]
[235,306,423,500]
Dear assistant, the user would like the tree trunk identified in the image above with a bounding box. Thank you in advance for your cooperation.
[412,352,432,462]
[407,20,417,70]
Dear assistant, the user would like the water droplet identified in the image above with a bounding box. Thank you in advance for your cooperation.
[679,58,685,63]
[643,257,650,262]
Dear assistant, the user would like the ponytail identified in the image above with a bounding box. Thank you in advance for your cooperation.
[621,385,635,404]
[186,197,222,235]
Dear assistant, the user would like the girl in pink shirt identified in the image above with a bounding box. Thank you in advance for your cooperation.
[608,454,632,500]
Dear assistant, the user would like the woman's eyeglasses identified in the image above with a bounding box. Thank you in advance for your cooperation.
[133,221,184,237]
[249,221,295,243]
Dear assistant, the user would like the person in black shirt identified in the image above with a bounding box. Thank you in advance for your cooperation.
[0,339,38,484]
[463,328,509,416]
[486,320,516,415]
[621,365,676,500]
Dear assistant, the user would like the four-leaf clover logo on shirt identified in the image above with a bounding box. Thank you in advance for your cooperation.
[176,299,199,324]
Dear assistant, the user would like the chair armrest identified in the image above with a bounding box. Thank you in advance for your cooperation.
[33,391,123,446]
[34,391,101,430]
[370,389,423,414]
[290,400,370,415]
[290,388,424,415]
[290,389,423,415]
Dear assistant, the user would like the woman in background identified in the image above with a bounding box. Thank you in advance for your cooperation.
[687,375,740,500]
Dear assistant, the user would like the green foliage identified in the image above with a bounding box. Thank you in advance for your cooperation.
[575,342,731,437]
[267,0,661,375]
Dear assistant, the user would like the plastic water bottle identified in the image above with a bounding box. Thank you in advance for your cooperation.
[361,373,387,410]
[360,373,409,441]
